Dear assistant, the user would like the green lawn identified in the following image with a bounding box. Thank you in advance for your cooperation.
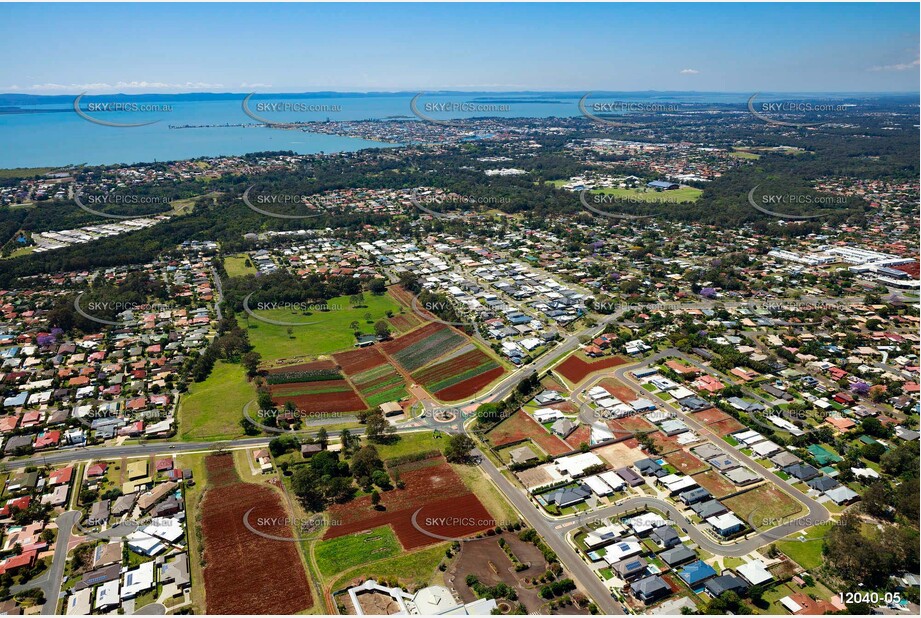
[178,361,256,440]
[315,526,401,578]
[244,292,403,363]
[592,186,703,203]
[375,431,445,462]
[330,543,447,591]
[776,523,831,570]
[224,254,257,278]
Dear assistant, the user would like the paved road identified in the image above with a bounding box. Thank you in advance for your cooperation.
[11,510,79,614]
[611,351,831,542]
[4,293,861,611]
[475,449,625,615]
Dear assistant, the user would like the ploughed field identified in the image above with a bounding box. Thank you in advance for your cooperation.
[323,454,494,550]
[200,454,313,614]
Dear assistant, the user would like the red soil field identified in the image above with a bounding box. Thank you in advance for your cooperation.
[564,424,592,448]
[271,389,367,414]
[606,415,657,435]
[692,407,734,424]
[646,431,683,455]
[324,456,493,549]
[267,359,337,375]
[270,379,353,395]
[389,313,423,332]
[664,450,709,475]
[201,454,312,614]
[707,417,747,437]
[486,409,571,456]
[333,347,386,374]
[414,348,492,386]
[692,469,738,499]
[380,321,447,355]
[556,355,628,384]
[598,378,639,402]
[435,366,505,401]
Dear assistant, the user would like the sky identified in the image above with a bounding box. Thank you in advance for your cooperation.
[1,2,918,94]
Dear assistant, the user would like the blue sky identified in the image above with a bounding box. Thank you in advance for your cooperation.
[1,3,918,93]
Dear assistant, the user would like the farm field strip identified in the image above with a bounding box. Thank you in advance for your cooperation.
[389,324,466,372]
[324,455,493,550]
[200,454,313,614]
[411,347,500,392]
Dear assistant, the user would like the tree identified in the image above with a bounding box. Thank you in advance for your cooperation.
[364,410,395,443]
[374,320,391,339]
[316,427,328,445]
[445,434,476,463]
[370,489,381,508]
[369,279,386,295]
[291,467,325,511]
[351,445,383,480]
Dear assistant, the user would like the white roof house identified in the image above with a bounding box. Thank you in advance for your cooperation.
[598,470,626,491]
[603,540,643,565]
[95,580,120,611]
[121,560,156,599]
[583,475,614,497]
[736,559,773,586]
[554,452,604,477]
[533,408,564,423]
[751,440,782,457]
[66,588,92,615]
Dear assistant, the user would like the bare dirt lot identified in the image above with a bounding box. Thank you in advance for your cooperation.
[594,441,646,469]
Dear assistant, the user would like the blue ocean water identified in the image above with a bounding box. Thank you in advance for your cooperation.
[0,92,758,168]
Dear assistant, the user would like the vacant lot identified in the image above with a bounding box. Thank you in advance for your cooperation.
[179,361,255,441]
[556,353,628,384]
[598,378,638,402]
[724,485,804,530]
[595,441,645,469]
[247,292,403,362]
[315,526,401,577]
[325,455,494,550]
[692,469,739,499]
[606,415,657,436]
[224,254,257,278]
[486,409,571,456]
[201,454,312,614]
[706,416,747,437]
[451,531,562,614]
[664,450,709,475]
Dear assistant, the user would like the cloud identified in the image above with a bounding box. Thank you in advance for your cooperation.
[869,58,919,72]
[679,69,700,75]
[241,82,273,89]
[1,81,225,92]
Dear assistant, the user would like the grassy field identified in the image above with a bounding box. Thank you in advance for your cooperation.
[776,523,832,570]
[450,462,519,524]
[0,167,53,179]
[176,453,209,614]
[178,361,256,441]
[245,292,404,363]
[330,543,447,592]
[724,485,804,530]
[315,526,401,578]
[375,431,445,462]
[729,148,762,160]
[224,254,257,278]
[592,186,703,203]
